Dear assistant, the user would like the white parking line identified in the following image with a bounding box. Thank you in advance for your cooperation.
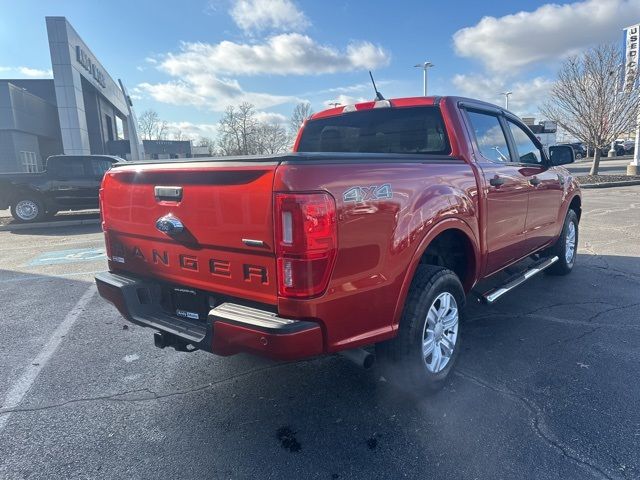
[0,284,97,432]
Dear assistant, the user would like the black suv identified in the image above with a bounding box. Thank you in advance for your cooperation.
[0,155,121,223]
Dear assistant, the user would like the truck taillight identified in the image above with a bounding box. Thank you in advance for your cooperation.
[274,192,337,298]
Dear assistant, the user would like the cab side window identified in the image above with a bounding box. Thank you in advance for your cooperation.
[466,111,511,163]
[507,120,543,165]
[52,157,87,178]
[91,159,113,177]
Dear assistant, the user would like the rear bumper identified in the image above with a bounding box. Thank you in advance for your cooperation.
[95,271,324,360]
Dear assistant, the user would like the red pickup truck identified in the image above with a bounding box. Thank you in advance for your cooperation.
[96,96,580,392]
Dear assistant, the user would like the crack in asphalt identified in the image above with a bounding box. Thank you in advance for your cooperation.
[582,264,640,284]
[585,303,640,323]
[456,369,619,480]
[467,299,640,332]
[522,301,615,316]
[467,311,640,331]
[0,362,299,416]
[543,325,602,348]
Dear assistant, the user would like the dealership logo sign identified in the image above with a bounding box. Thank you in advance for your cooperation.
[623,24,639,92]
[75,46,106,88]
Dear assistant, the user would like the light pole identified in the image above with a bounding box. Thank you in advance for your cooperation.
[501,91,513,110]
[414,62,434,96]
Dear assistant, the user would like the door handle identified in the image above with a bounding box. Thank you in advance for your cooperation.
[489,177,505,187]
[529,177,541,186]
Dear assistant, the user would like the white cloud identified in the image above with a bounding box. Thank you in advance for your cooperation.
[452,74,554,116]
[0,66,52,78]
[322,94,366,108]
[166,121,219,140]
[160,35,390,77]
[230,0,310,32]
[139,34,389,112]
[138,77,298,111]
[453,0,640,73]
[254,111,288,125]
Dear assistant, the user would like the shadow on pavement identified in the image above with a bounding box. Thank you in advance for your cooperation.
[5,223,102,237]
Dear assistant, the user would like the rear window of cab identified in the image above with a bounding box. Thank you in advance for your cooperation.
[297,106,451,155]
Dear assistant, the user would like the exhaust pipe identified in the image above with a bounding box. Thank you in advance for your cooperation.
[338,348,375,369]
[154,332,168,349]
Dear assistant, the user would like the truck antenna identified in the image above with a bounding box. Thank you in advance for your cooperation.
[369,71,385,101]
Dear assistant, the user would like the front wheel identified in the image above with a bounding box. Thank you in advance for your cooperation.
[11,197,45,223]
[545,209,579,276]
[377,265,465,394]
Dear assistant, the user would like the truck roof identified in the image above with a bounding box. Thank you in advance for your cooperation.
[309,96,511,121]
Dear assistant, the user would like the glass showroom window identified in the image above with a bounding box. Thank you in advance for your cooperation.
[19,151,40,173]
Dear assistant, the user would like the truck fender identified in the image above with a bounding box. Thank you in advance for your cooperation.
[391,218,481,330]
[552,184,581,240]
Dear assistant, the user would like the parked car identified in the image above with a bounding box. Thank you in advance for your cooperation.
[621,139,635,154]
[0,155,121,223]
[586,143,624,157]
[560,143,586,159]
[95,96,580,393]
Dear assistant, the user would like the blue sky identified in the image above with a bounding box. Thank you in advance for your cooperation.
[1,0,639,139]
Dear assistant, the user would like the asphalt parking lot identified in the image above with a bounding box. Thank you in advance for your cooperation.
[0,186,638,480]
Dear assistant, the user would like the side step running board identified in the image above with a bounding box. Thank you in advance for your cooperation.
[482,256,559,304]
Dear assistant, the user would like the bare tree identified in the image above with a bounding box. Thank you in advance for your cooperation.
[138,109,169,140]
[172,128,185,141]
[289,102,313,135]
[541,44,639,175]
[256,123,291,154]
[197,137,216,155]
[217,103,259,155]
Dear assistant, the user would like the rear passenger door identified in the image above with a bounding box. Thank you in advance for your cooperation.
[504,118,564,252]
[49,157,91,208]
[464,109,531,276]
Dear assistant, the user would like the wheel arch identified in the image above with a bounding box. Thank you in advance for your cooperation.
[568,194,582,222]
[392,218,481,329]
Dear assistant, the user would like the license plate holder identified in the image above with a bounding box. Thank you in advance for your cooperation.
[170,287,208,321]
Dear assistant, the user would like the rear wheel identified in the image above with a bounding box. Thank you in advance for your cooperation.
[377,265,465,394]
[11,197,45,223]
[545,209,578,276]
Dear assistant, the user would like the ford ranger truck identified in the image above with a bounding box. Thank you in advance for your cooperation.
[95,96,580,392]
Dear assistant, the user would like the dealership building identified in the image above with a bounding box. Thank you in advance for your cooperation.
[0,16,144,173]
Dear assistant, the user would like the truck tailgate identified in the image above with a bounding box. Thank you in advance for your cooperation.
[101,160,278,305]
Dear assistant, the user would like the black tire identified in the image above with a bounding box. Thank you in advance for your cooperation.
[377,265,465,394]
[10,197,45,223]
[545,209,579,276]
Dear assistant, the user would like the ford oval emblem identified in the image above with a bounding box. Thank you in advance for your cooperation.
[156,215,184,235]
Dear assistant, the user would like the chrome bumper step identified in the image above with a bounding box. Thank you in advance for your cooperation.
[209,302,317,334]
[482,256,559,304]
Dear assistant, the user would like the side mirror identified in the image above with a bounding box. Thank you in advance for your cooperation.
[548,145,575,166]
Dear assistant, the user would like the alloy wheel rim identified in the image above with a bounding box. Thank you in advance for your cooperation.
[15,200,38,221]
[565,221,576,265]
[422,292,459,373]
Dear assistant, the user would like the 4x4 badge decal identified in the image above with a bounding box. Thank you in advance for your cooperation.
[343,184,393,203]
